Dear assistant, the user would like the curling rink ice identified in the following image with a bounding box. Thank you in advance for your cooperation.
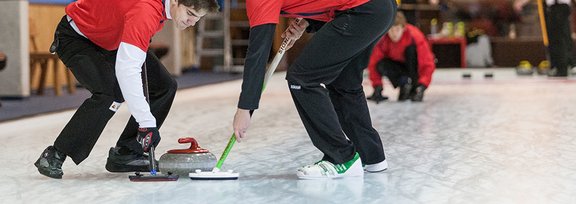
[2,68,576,203]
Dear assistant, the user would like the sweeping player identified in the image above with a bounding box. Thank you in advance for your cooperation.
[367,11,435,103]
[34,0,219,179]
[514,0,573,77]
[232,0,397,179]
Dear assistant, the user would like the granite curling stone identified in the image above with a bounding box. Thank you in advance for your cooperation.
[159,137,217,176]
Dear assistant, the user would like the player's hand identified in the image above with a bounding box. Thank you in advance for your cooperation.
[233,108,251,142]
[137,127,161,152]
[281,18,309,50]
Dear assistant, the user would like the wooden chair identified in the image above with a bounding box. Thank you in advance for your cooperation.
[0,51,6,71]
[29,18,76,96]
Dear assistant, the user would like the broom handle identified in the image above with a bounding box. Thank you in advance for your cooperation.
[216,19,302,170]
[537,0,548,46]
[142,62,159,175]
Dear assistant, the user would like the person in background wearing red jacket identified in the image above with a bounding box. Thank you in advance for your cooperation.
[34,0,219,179]
[232,0,397,179]
[367,11,435,103]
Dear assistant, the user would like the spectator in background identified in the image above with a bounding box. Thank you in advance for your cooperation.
[367,11,435,103]
[515,0,573,77]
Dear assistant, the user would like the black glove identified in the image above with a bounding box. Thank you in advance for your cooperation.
[367,85,388,104]
[137,127,161,152]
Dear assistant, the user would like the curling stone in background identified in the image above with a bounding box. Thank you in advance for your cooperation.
[516,60,534,76]
[159,137,217,176]
[537,60,550,75]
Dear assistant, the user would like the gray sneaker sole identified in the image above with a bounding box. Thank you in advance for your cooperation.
[34,159,63,179]
[105,160,149,172]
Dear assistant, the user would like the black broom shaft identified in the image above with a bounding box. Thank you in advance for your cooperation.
[142,62,158,173]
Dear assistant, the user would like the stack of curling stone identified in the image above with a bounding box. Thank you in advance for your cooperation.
[537,60,550,75]
[159,137,217,176]
[516,60,534,76]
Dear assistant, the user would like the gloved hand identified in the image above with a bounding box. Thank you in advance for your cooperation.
[137,127,161,152]
[367,85,388,104]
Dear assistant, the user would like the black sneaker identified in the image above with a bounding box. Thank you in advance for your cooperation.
[105,147,151,172]
[35,146,66,179]
[398,83,412,101]
[411,85,426,102]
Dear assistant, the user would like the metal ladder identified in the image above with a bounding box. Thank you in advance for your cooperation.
[195,0,249,73]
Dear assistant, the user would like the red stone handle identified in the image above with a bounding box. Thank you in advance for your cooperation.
[167,137,209,154]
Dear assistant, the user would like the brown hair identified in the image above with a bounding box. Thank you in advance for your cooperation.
[178,0,220,12]
[394,11,407,27]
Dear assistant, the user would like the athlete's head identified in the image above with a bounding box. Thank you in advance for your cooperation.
[170,0,220,30]
[387,11,407,42]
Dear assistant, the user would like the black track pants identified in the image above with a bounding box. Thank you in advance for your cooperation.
[286,0,396,164]
[51,16,177,164]
[376,44,419,88]
[546,4,572,76]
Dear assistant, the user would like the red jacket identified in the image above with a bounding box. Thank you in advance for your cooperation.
[246,0,369,27]
[367,24,435,87]
[66,0,166,51]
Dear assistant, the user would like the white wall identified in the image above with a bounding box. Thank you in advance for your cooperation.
[0,0,29,97]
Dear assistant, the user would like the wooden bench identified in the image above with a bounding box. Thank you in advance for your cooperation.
[29,18,76,96]
[29,52,75,96]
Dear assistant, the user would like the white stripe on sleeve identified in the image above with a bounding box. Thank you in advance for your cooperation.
[115,42,156,128]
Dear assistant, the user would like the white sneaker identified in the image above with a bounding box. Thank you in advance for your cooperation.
[297,152,364,179]
[364,160,388,173]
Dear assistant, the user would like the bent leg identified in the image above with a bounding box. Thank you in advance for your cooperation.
[54,49,122,164]
[327,46,386,165]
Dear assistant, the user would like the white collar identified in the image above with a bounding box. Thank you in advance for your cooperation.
[165,0,172,19]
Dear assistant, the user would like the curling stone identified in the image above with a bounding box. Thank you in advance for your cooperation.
[537,60,550,75]
[159,137,217,176]
[516,60,534,76]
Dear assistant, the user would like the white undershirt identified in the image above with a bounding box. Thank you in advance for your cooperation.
[165,0,172,19]
[115,42,156,128]
[66,15,86,38]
